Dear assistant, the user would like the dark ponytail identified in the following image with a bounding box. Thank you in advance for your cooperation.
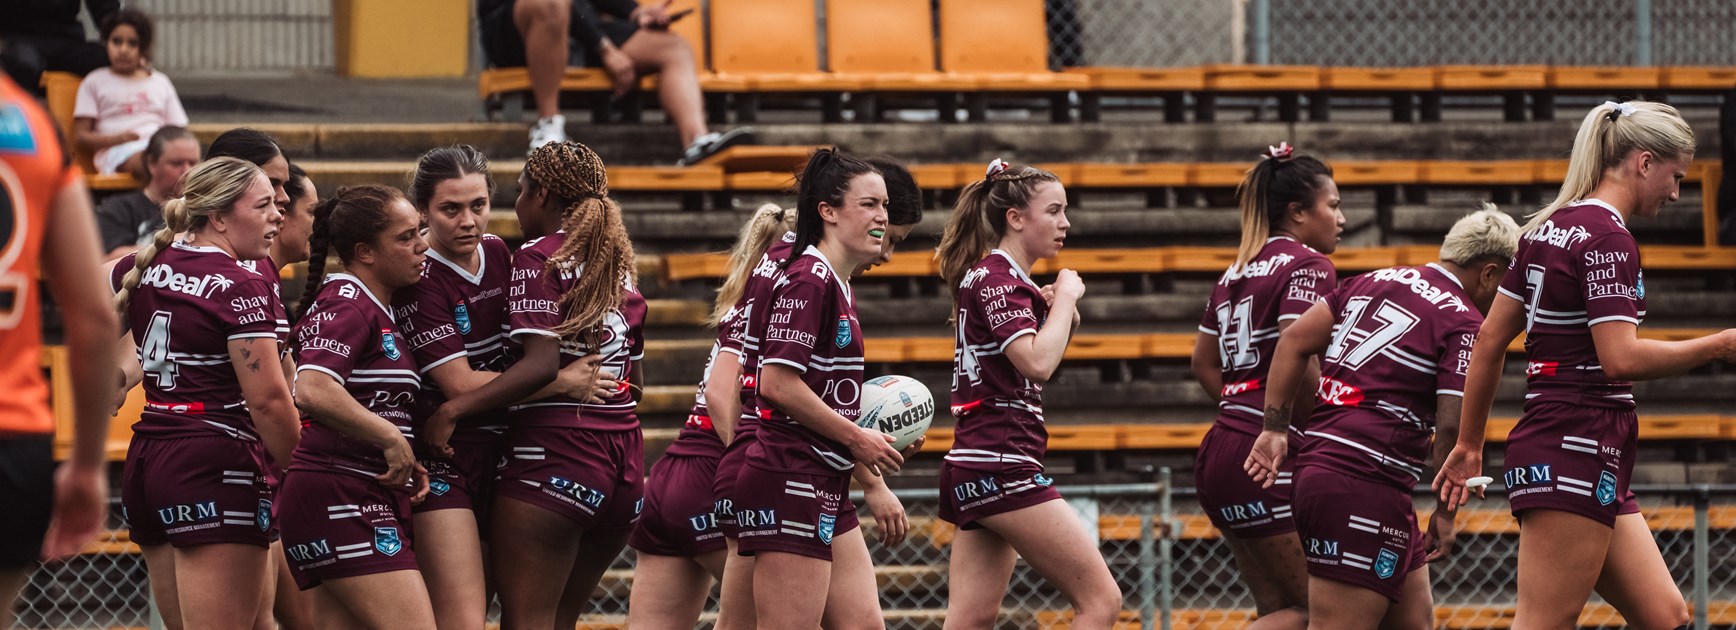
[292,184,406,322]
[1233,144,1333,270]
[786,148,879,269]
[294,196,338,323]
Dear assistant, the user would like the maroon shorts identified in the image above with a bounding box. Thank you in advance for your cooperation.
[629,453,726,557]
[1503,402,1640,527]
[494,426,644,532]
[731,464,860,561]
[1194,425,1295,538]
[937,462,1062,530]
[121,435,274,548]
[712,435,753,538]
[1291,465,1426,602]
[414,430,502,516]
[276,469,418,590]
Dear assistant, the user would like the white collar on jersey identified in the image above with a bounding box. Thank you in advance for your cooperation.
[800,245,853,305]
[1576,198,1627,229]
[324,272,392,317]
[990,248,1036,285]
[1265,235,1296,244]
[170,241,228,256]
[1424,262,1465,289]
[425,242,487,285]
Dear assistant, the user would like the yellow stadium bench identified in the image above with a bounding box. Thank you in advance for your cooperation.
[1420,160,1538,186]
[1430,65,1550,122]
[908,163,963,189]
[1119,424,1212,450]
[1033,609,1145,630]
[1330,160,1424,186]
[722,171,796,191]
[1067,66,1206,123]
[635,385,693,416]
[1197,65,1321,123]
[708,0,860,122]
[45,347,137,462]
[1073,163,1191,189]
[861,252,938,278]
[1188,163,1253,188]
[1660,66,1736,91]
[1316,67,1436,122]
[689,145,815,172]
[938,0,1087,122]
[608,165,725,191]
[1032,163,1081,187]
[1548,66,1661,91]
[1033,249,1172,275]
[826,0,974,122]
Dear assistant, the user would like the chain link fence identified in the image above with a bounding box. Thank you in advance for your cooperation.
[1047,0,1736,69]
[13,479,1736,629]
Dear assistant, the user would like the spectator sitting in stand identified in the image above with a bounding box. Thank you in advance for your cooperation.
[478,0,753,163]
[0,0,117,95]
[95,125,200,260]
[73,8,187,176]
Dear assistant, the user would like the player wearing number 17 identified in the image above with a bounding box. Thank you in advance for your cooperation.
[111,157,302,628]
[1244,208,1519,630]
[1190,143,1343,620]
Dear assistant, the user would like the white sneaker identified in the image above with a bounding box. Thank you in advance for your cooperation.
[529,115,568,153]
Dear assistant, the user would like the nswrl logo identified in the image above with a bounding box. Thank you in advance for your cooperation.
[454,301,472,334]
[1374,548,1400,579]
[1596,471,1618,506]
[375,527,403,556]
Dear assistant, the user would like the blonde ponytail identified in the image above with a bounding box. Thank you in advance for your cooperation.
[1524,100,1695,233]
[709,203,791,327]
[936,162,1060,317]
[114,157,264,312]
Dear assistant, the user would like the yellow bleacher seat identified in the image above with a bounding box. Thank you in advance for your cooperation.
[1435,65,1549,91]
[690,145,815,172]
[936,0,1088,91]
[1548,66,1661,90]
[1064,66,1207,92]
[722,171,796,191]
[1321,67,1435,92]
[608,165,726,191]
[1420,160,1538,185]
[708,0,860,92]
[1188,163,1253,188]
[1202,65,1321,92]
[826,0,974,92]
[1330,160,1423,186]
[1660,66,1736,90]
[1073,163,1191,188]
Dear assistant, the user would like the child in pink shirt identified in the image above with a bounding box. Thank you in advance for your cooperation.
[74,9,187,176]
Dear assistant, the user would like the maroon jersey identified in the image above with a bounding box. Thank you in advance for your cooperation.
[666,303,748,458]
[392,235,513,431]
[507,232,646,430]
[750,247,864,473]
[115,252,288,348]
[1297,264,1481,489]
[946,250,1050,471]
[124,243,283,441]
[1198,237,1337,435]
[734,231,798,443]
[290,274,422,478]
[1498,200,1645,409]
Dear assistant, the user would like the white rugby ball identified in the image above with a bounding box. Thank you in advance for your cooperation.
[859,375,934,451]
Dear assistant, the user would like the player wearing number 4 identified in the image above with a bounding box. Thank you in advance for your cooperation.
[934,160,1122,629]
[1437,101,1736,630]
[1245,207,1520,630]
[111,157,302,629]
[1190,143,1344,623]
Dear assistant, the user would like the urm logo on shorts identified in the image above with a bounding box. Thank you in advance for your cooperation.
[1306,538,1339,558]
[1504,464,1552,488]
[1374,548,1400,579]
[1596,471,1618,506]
[375,527,403,556]
[953,476,1001,501]
[454,301,472,334]
[157,501,218,525]
[381,330,401,360]
[817,513,836,545]
[256,499,272,532]
[429,479,451,496]
[1219,501,1268,522]
[284,539,331,562]
[547,477,606,508]
[834,317,852,348]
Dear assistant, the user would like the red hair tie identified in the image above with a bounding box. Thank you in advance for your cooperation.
[1263,142,1296,162]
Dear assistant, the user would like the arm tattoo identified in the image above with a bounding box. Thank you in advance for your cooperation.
[1262,404,1292,432]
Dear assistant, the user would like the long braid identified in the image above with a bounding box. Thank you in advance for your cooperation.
[293,196,339,323]
[114,201,188,312]
[526,142,637,345]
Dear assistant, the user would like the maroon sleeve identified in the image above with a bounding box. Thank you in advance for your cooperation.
[218,277,282,341]
[1580,232,1644,327]
[980,274,1043,353]
[295,301,371,384]
[109,253,135,295]
[1437,318,1478,397]
[396,281,468,374]
[1279,257,1335,321]
[1197,290,1220,336]
[508,247,563,341]
[1497,248,1527,303]
[759,277,829,374]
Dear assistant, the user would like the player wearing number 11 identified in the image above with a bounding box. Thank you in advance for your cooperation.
[1244,208,1519,630]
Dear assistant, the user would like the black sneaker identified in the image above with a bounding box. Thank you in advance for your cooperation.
[678,128,756,166]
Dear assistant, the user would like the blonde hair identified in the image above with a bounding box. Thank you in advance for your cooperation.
[1233,150,1334,270]
[936,164,1060,298]
[1441,203,1521,265]
[524,141,636,343]
[114,157,264,312]
[709,203,792,327]
[1524,101,1695,233]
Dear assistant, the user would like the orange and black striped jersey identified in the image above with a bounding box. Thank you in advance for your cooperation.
[0,75,80,435]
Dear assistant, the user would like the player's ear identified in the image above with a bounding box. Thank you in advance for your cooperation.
[352,240,376,266]
[1004,206,1024,232]
[818,200,841,225]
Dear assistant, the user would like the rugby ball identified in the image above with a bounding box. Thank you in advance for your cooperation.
[859,375,934,451]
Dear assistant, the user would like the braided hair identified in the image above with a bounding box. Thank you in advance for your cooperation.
[114,157,263,312]
[936,160,1060,299]
[293,185,405,322]
[524,141,636,343]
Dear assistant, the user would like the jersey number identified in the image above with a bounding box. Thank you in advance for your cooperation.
[140,310,178,390]
[952,308,982,388]
[1215,297,1259,371]
[1325,297,1420,370]
[1522,264,1546,334]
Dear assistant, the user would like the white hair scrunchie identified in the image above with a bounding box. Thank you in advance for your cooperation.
[1603,100,1637,118]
